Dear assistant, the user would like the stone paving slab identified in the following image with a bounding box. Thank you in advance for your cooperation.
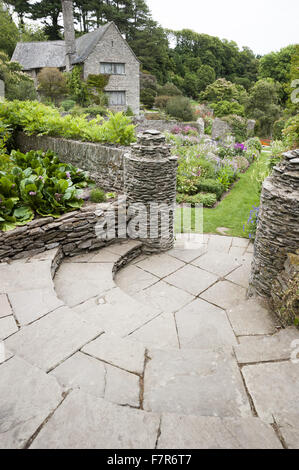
[82,333,145,375]
[136,254,185,278]
[200,280,247,310]
[275,413,299,449]
[157,414,282,449]
[74,288,160,337]
[164,264,218,296]
[175,299,237,349]
[134,281,194,314]
[129,313,179,350]
[0,294,12,318]
[225,260,252,288]
[64,248,120,264]
[144,348,251,418]
[30,390,160,449]
[0,349,14,365]
[104,363,140,407]
[242,362,299,423]
[231,237,250,249]
[167,245,208,263]
[5,307,103,372]
[0,316,18,340]
[227,299,277,336]
[0,260,53,293]
[208,235,232,253]
[50,352,106,398]
[235,328,299,364]
[192,251,240,277]
[105,240,142,257]
[115,264,158,295]
[8,288,63,325]
[54,263,115,307]
[0,356,63,449]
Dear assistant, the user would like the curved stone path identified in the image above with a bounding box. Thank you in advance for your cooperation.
[0,235,298,449]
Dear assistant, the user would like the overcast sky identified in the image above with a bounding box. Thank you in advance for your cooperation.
[146,0,299,55]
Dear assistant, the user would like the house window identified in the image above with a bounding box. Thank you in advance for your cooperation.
[100,62,125,75]
[106,91,126,106]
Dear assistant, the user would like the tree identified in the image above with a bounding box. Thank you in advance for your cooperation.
[199,78,246,104]
[5,0,29,25]
[0,1,19,56]
[196,65,216,93]
[37,67,67,103]
[246,79,282,137]
[0,50,37,99]
[30,0,62,40]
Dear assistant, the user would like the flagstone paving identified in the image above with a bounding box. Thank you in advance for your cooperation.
[0,235,298,449]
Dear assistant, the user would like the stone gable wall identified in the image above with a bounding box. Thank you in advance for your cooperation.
[83,23,140,115]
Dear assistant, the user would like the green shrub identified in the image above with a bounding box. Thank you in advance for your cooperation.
[125,106,134,117]
[0,100,136,146]
[245,137,263,154]
[196,178,224,200]
[154,95,171,109]
[222,114,248,142]
[0,51,37,101]
[0,149,92,231]
[90,188,106,203]
[166,96,194,122]
[210,100,245,118]
[140,88,156,109]
[37,68,67,104]
[66,65,89,106]
[157,82,182,97]
[61,99,76,111]
[176,192,217,207]
[273,118,287,140]
[282,114,299,149]
[86,105,108,117]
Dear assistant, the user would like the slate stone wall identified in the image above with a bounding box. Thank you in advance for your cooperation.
[16,132,126,192]
[0,201,130,262]
[249,149,299,299]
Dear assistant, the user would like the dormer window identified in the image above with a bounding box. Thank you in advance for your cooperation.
[100,62,125,75]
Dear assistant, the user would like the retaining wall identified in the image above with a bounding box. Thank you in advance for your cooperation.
[16,132,126,192]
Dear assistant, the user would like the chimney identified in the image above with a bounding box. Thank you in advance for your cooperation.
[61,0,76,72]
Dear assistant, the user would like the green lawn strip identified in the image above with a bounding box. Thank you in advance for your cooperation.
[175,151,269,238]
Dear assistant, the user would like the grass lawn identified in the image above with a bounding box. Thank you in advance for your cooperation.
[175,151,270,238]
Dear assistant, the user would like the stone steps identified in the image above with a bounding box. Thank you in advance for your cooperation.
[1,239,298,449]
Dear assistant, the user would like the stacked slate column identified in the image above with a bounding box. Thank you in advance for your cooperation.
[249,149,299,298]
[124,130,178,254]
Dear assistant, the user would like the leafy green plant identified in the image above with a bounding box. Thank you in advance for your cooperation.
[61,99,76,111]
[0,100,136,146]
[166,96,195,121]
[176,192,217,207]
[0,149,92,231]
[90,188,106,203]
[196,178,224,200]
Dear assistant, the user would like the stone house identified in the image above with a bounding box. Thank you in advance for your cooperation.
[11,1,140,114]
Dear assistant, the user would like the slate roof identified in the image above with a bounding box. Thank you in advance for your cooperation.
[11,23,111,70]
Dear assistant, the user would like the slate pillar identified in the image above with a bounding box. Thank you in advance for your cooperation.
[124,130,178,254]
[249,149,299,298]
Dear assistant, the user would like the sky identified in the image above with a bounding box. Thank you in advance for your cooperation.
[146,0,299,55]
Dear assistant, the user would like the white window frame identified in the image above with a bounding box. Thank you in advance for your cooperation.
[106,91,126,106]
[100,62,125,75]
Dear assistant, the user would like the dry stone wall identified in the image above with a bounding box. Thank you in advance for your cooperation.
[0,201,130,262]
[249,149,299,300]
[16,132,126,192]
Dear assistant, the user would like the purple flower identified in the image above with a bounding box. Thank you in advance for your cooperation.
[29,191,36,196]
[11,184,15,188]
[66,171,71,179]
